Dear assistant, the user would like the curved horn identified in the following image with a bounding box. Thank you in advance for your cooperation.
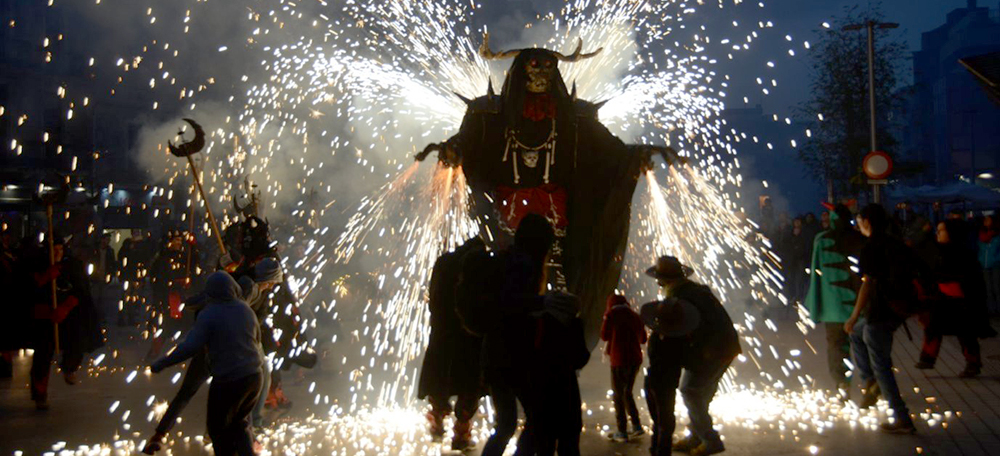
[553,38,603,62]
[167,118,206,157]
[479,32,520,60]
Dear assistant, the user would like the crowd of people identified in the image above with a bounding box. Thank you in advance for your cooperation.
[0,206,319,455]
[418,213,741,456]
[805,203,998,434]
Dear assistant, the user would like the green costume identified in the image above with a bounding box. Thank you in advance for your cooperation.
[803,209,865,324]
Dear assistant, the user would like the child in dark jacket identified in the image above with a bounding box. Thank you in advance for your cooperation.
[601,294,647,442]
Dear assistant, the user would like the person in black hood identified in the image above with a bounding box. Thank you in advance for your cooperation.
[151,272,263,456]
[480,213,553,456]
[418,237,486,451]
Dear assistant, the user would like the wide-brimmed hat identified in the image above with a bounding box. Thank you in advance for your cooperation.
[645,255,694,281]
[640,297,701,337]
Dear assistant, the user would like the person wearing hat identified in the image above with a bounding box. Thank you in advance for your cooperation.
[641,255,740,456]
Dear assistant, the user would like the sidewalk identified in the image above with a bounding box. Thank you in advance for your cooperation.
[1,318,999,455]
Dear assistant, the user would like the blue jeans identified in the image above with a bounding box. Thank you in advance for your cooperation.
[850,317,910,421]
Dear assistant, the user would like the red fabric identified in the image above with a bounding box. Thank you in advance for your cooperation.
[496,184,568,232]
[33,264,61,286]
[522,93,556,122]
[600,295,647,367]
[980,228,996,243]
[938,282,965,299]
[169,291,183,319]
[33,296,79,324]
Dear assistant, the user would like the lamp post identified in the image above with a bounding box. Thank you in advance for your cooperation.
[843,20,898,203]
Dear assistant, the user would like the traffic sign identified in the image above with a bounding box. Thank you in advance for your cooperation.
[863,151,892,180]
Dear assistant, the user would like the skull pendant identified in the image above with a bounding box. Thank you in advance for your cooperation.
[522,151,540,168]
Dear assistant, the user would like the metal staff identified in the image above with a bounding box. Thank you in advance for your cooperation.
[168,119,227,258]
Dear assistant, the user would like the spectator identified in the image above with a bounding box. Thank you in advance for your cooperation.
[479,213,553,456]
[90,233,118,323]
[417,238,485,451]
[978,215,1000,314]
[530,292,590,456]
[118,229,152,326]
[820,211,831,231]
[150,271,264,456]
[803,204,865,398]
[844,204,916,434]
[0,232,22,378]
[786,218,811,303]
[916,220,997,377]
[642,256,740,456]
[601,294,646,442]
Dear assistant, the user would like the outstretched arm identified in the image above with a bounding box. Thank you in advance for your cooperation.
[627,144,687,170]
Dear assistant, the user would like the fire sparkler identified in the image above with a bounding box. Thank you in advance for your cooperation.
[3,1,955,455]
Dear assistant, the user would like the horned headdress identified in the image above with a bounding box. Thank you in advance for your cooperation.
[478,33,603,62]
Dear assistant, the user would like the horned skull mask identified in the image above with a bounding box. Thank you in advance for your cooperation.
[479,33,604,93]
[525,56,556,93]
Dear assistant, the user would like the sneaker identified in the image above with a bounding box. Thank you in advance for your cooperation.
[914,360,934,370]
[958,364,981,379]
[63,372,78,385]
[689,440,726,456]
[879,419,916,434]
[607,431,629,443]
[859,380,881,409]
[629,426,645,439]
[672,435,702,453]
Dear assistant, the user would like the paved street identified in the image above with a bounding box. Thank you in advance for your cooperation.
[3,318,1000,456]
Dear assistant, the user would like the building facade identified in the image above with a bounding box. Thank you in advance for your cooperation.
[907,0,1000,185]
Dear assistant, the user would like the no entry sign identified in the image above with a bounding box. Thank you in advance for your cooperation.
[863,151,892,180]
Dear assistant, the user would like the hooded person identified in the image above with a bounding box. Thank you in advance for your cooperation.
[417,237,486,451]
[417,34,685,350]
[528,291,591,456]
[150,271,263,456]
[641,256,740,456]
[601,294,647,442]
[480,213,554,456]
[803,204,865,395]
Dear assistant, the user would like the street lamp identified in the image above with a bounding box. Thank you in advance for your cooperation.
[843,21,898,204]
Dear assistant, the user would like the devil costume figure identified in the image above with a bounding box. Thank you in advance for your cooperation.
[418,35,683,343]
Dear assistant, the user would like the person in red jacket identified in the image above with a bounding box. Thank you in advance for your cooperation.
[601,294,647,442]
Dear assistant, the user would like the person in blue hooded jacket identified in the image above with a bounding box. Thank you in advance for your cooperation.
[150,271,263,456]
